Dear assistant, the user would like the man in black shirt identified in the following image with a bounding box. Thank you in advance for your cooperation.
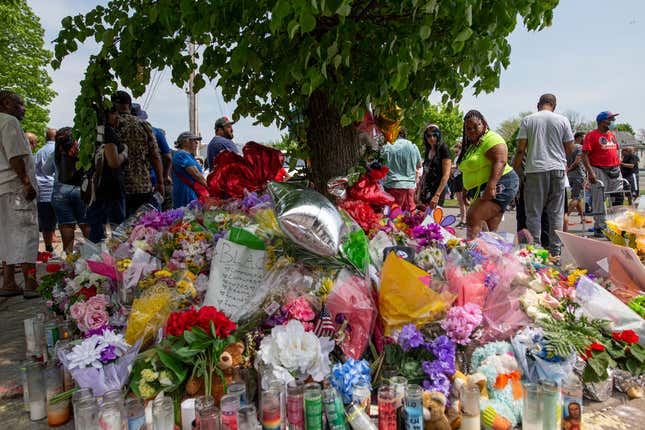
[620,147,639,204]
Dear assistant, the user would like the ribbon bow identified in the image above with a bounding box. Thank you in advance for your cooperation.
[494,370,523,400]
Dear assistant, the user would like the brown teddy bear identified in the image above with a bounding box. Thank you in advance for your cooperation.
[185,341,245,404]
[422,391,451,430]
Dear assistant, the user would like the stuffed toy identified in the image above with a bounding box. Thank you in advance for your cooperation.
[422,391,451,430]
[471,342,523,430]
[185,341,245,403]
[449,371,488,429]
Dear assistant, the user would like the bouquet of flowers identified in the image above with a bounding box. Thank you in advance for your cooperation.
[441,303,483,346]
[256,319,334,385]
[129,347,188,399]
[330,358,372,404]
[58,327,140,396]
[511,327,576,385]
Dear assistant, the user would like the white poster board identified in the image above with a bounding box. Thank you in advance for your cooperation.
[203,239,268,321]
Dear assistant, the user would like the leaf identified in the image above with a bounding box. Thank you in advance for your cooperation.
[336,1,351,17]
[287,19,300,39]
[454,27,473,43]
[300,10,316,33]
[271,0,292,33]
[629,344,645,362]
[157,350,189,382]
[419,26,431,40]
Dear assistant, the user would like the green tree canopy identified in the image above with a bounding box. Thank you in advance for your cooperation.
[0,0,56,146]
[54,0,560,188]
[404,103,463,151]
[614,123,635,135]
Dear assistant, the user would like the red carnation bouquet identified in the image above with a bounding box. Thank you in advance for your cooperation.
[164,306,237,397]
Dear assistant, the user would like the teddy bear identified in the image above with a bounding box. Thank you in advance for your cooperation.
[185,341,245,404]
[422,391,451,430]
[470,342,523,430]
[448,371,488,429]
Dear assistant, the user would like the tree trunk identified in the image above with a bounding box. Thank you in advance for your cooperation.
[305,90,361,193]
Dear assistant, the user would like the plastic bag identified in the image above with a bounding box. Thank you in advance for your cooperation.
[112,203,156,242]
[444,261,487,308]
[368,231,395,270]
[122,248,160,293]
[379,252,453,334]
[125,284,177,346]
[326,269,377,359]
[511,327,576,385]
[576,276,645,345]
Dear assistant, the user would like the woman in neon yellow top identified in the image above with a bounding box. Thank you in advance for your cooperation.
[457,110,519,239]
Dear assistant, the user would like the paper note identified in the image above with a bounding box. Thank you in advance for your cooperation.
[203,239,268,321]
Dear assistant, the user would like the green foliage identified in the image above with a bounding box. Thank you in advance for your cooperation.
[403,102,464,151]
[54,0,560,176]
[539,313,608,360]
[614,123,635,135]
[496,111,531,144]
[0,0,57,146]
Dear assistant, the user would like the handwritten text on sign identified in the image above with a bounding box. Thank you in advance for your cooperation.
[204,239,267,321]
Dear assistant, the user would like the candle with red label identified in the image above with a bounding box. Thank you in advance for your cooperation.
[378,386,396,430]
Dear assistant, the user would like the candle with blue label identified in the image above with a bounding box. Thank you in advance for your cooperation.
[404,385,423,430]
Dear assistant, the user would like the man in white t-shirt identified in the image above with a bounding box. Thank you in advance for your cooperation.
[0,90,39,298]
[513,94,574,257]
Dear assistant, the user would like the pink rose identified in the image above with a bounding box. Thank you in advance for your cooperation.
[85,294,109,312]
[82,310,109,332]
[70,301,86,320]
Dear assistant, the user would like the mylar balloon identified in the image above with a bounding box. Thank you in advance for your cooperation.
[268,181,345,257]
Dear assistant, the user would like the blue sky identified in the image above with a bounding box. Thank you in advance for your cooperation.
[29,0,645,144]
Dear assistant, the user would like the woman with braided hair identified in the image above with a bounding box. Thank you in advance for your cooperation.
[457,110,519,239]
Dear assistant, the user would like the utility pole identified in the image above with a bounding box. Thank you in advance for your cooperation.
[187,42,199,135]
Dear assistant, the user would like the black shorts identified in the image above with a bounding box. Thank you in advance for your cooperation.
[452,174,464,193]
[37,201,57,232]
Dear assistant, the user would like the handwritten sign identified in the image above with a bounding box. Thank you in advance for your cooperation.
[204,239,268,321]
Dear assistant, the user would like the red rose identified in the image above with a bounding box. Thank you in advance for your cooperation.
[166,307,199,337]
[590,343,605,351]
[38,251,52,262]
[77,285,97,300]
[614,330,639,344]
[196,306,236,337]
[46,263,62,273]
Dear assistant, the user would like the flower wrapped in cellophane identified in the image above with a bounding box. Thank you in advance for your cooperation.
[124,284,178,346]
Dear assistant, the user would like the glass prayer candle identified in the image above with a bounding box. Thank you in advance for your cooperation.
[26,360,46,421]
[238,404,259,430]
[73,387,94,422]
[20,361,29,412]
[152,396,175,430]
[562,374,583,430]
[377,386,396,430]
[351,382,371,414]
[198,406,221,430]
[268,379,287,430]
[388,377,407,408]
[181,398,196,430]
[541,381,561,430]
[221,393,241,430]
[460,385,481,430]
[125,397,146,430]
[304,383,323,430]
[75,398,99,430]
[287,380,305,430]
[103,389,124,404]
[24,315,46,360]
[404,384,423,430]
[322,387,347,430]
[522,382,542,430]
[195,395,215,429]
[228,381,248,406]
[263,388,283,430]
[345,403,377,430]
[99,400,124,430]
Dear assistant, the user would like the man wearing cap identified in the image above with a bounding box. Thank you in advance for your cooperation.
[207,116,239,168]
[513,93,574,258]
[582,111,623,237]
[172,131,207,208]
[111,90,164,216]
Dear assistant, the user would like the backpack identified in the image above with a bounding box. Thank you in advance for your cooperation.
[81,143,105,206]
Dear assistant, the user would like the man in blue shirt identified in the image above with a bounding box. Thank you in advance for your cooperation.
[207,116,239,168]
[34,128,57,252]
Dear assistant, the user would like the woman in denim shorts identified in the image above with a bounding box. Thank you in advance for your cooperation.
[44,128,89,253]
[457,110,519,239]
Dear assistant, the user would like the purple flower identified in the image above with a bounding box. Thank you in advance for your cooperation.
[402,212,425,230]
[135,208,185,230]
[266,307,289,327]
[398,324,425,351]
[187,200,203,211]
[99,344,117,363]
[84,325,112,338]
[469,249,486,266]
[411,223,443,247]
[241,192,271,211]
[335,313,347,324]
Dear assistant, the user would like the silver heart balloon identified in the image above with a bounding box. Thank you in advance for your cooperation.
[268,181,345,257]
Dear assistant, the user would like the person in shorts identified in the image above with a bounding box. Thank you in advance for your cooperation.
[566,132,587,225]
[34,128,58,252]
[457,110,519,239]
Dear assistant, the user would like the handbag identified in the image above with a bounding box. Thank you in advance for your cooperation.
[173,166,209,200]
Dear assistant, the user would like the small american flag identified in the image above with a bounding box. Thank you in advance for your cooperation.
[314,304,336,337]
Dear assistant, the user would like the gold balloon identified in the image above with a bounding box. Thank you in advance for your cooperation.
[375,104,403,143]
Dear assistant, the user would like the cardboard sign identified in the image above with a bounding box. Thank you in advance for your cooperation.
[556,230,645,288]
[203,239,268,321]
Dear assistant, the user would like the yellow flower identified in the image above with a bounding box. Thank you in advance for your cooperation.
[141,368,159,382]
[138,380,157,398]
[184,271,196,281]
[446,239,461,248]
[567,269,587,287]
[319,277,333,300]
[116,259,132,272]
[154,270,172,278]
[176,279,193,294]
